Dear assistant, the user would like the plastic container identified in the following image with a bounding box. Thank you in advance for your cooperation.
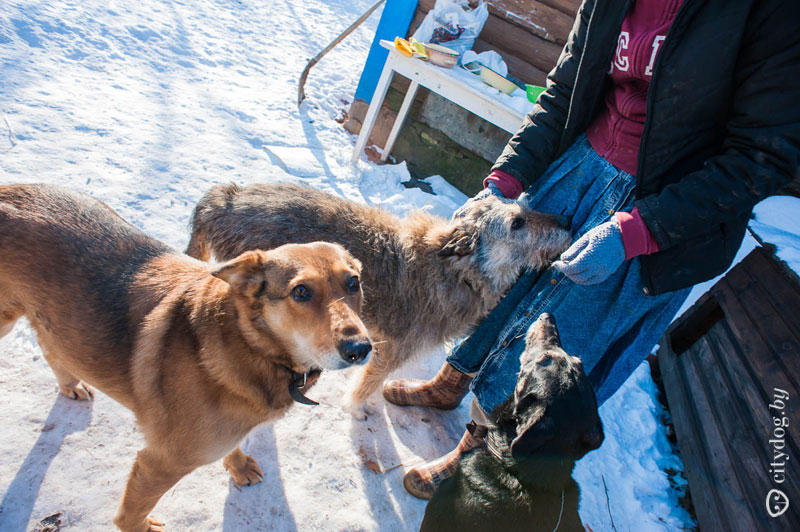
[526,84,546,103]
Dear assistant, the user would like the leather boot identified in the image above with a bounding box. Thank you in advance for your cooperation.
[382,362,471,410]
[403,422,487,500]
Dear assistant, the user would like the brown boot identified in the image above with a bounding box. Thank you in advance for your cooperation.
[383,362,471,410]
[403,422,487,500]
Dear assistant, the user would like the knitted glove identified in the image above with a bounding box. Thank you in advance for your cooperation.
[453,181,510,218]
[552,219,625,284]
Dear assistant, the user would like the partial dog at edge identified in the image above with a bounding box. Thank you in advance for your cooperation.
[0,184,371,531]
[186,182,572,418]
[421,313,604,532]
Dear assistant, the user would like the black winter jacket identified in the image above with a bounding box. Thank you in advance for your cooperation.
[493,0,800,296]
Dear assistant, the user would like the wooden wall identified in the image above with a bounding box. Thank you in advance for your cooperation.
[410,0,581,85]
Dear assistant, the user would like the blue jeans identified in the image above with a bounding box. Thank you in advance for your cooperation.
[448,135,690,413]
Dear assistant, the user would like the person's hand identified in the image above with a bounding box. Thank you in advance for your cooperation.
[552,219,625,284]
[453,182,512,218]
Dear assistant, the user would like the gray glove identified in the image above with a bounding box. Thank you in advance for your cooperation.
[453,182,511,219]
[552,219,626,284]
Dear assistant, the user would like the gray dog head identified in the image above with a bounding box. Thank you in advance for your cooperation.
[439,194,571,292]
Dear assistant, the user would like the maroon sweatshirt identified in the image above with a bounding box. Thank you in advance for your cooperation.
[486,0,685,258]
[586,0,686,176]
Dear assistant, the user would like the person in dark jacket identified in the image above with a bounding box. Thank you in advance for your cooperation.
[383,0,800,499]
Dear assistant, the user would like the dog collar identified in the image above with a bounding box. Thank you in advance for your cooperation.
[485,430,514,466]
[277,364,322,406]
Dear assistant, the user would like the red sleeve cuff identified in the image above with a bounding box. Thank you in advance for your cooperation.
[484,170,524,199]
[615,207,660,260]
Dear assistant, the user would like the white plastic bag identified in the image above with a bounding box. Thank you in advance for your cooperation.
[460,50,507,77]
[412,0,489,56]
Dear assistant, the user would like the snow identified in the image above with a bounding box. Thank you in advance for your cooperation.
[751,195,800,274]
[1,1,698,530]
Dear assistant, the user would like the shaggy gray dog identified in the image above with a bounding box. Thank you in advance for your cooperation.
[187,182,571,417]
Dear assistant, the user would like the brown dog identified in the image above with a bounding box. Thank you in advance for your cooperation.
[0,184,371,531]
[186,182,571,417]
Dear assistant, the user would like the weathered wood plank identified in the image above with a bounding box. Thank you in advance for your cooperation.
[716,267,800,401]
[668,288,719,337]
[536,0,581,17]
[472,38,548,85]
[668,295,724,355]
[705,320,800,520]
[679,342,757,531]
[418,0,573,44]
[742,247,800,334]
[694,333,800,529]
[729,255,800,395]
[479,11,564,72]
[658,248,800,531]
[714,276,800,448]
[658,333,728,530]
[483,0,574,44]
[411,4,563,73]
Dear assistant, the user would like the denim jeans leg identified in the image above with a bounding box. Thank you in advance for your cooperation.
[446,269,542,374]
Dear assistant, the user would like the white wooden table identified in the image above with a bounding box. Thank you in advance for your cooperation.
[351,39,530,163]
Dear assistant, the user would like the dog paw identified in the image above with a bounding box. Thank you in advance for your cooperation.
[344,400,375,421]
[145,517,165,532]
[61,381,94,401]
[114,516,163,532]
[225,454,264,486]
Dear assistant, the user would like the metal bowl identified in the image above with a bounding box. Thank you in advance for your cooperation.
[423,43,459,68]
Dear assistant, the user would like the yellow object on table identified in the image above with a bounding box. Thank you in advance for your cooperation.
[394,37,428,59]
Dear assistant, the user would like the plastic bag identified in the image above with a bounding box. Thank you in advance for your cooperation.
[460,50,507,77]
[412,0,489,56]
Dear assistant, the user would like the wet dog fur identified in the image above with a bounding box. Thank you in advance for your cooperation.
[421,314,604,532]
[186,182,571,417]
[0,184,371,531]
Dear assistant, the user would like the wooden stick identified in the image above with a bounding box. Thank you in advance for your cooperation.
[298,0,387,106]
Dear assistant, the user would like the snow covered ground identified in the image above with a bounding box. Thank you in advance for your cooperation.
[7,0,790,530]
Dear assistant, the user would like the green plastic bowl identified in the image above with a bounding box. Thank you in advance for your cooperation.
[526,84,546,103]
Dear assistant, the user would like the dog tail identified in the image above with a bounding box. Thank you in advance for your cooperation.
[186,183,241,261]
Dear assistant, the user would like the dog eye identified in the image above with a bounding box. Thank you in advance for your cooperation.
[346,275,360,293]
[291,284,312,302]
[511,217,525,230]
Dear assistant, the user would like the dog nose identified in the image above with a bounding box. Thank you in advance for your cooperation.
[538,312,555,324]
[338,339,372,364]
[555,215,571,230]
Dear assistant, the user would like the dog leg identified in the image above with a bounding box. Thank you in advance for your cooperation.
[0,307,21,339]
[223,447,264,486]
[39,346,95,401]
[346,345,403,419]
[115,447,194,532]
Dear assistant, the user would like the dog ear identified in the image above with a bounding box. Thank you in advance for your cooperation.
[510,403,552,459]
[438,228,476,257]
[212,251,267,298]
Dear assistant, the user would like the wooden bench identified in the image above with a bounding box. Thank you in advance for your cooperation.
[658,246,800,530]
